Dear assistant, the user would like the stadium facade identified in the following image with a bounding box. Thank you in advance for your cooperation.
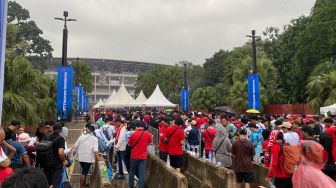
[42,57,162,102]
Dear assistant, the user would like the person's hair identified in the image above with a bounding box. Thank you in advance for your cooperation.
[239,128,247,135]
[44,120,54,126]
[4,128,14,140]
[301,125,315,137]
[52,123,63,133]
[274,120,283,126]
[220,114,228,120]
[175,117,184,126]
[86,123,95,132]
[306,120,315,125]
[319,133,334,162]
[248,122,257,129]
[262,129,271,140]
[2,168,49,188]
[293,119,301,126]
[208,119,215,126]
[277,132,284,141]
[10,120,20,127]
[313,116,319,122]
[324,118,334,124]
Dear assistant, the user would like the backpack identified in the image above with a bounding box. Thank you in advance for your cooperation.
[37,136,60,168]
[98,136,109,153]
[280,144,301,175]
[102,127,111,141]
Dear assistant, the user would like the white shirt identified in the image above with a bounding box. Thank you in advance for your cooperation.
[0,147,8,163]
[284,131,300,146]
[102,124,115,140]
[74,133,98,163]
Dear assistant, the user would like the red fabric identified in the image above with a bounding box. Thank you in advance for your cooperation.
[202,128,216,154]
[128,129,153,160]
[267,143,292,178]
[159,126,168,152]
[167,125,185,155]
[196,118,202,129]
[201,117,209,124]
[262,140,269,150]
[143,115,150,124]
[159,121,166,129]
[295,129,303,141]
[333,147,336,163]
[0,167,13,184]
[116,124,124,140]
[325,126,336,147]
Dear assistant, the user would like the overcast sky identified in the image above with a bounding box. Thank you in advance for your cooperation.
[18,0,315,65]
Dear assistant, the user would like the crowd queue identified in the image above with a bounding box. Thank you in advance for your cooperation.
[0,111,336,188]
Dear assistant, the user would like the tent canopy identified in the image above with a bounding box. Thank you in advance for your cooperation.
[134,90,147,107]
[105,84,136,107]
[320,103,336,115]
[144,85,176,107]
[104,89,116,105]
[93,98,104,108]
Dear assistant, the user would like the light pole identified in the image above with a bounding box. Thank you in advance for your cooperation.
[246,30,258,74]
[55,11,76,66]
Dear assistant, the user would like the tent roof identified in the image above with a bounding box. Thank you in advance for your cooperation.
[105,84,135,107]
[320,103,336,115]
[144,85,176,107]
[134,90,147,106]
[93,98,104,108]
[104,89,116,105]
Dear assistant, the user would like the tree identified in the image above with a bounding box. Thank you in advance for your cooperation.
[307,71,336,113]
[71,60,94,93]
[7,1,53,57]
[191,87,219,111]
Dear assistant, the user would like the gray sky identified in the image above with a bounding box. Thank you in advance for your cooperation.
[18,0,315,65]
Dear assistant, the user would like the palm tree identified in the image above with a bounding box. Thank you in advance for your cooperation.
[191,87,218,111]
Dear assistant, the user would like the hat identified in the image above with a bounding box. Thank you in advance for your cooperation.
[279,122,292,129]
[18,133,31,143]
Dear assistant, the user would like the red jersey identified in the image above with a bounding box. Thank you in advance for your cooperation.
[202,128,216,154]
[128,129,153,160]
[325,126,336,147]
[294,129,303,141]
[202,117,209,124]
[143,115,150,124]
[159,121,166,129]
[196,118,202,129]
[159,126,169,152]
[267,143,292,178]
[167,125,185,155]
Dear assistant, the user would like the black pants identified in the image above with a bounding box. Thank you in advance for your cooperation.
[274,177,292,188]
[200,141,205,158]
[159,151,168,162]
[44,168,63,188]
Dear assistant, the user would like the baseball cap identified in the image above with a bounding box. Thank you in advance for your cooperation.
[279,122,292,129]
[18,133,31,143]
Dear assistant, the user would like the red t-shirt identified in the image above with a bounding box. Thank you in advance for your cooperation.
[294,129,303,141]
[159,126,169,152]
[128,129,153,160]
[202,128,216,154]
[143,115,150,124]
[202,117,209,124]
[159,121,166,129]
[167,125,185,156]
[196,118,202,129]
[325,126,336,147]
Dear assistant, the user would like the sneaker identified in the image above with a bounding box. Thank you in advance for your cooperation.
[116,174,125,179]
[134,176,139,182]
[123,171,128,175]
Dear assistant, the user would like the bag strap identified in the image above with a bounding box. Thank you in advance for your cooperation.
[167,127,179,140]
[133,130,145,148]
[215,136,226,153]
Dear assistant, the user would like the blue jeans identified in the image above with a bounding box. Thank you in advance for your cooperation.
[105,150,112,173]
[129,159,146,188]
[117,150,126,175]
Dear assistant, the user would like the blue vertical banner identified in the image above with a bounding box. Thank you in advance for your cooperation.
[75,86,80,113]
[78,86,84,113]
[0,1,8,123]
[56,65,74,121]
[181,87,189,112]
[247,74,260,110]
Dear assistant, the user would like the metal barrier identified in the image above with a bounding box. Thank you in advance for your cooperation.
[147,126,159,155]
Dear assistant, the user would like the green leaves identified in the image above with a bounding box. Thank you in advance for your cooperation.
[191,87,219,111]
[71,60,94,93]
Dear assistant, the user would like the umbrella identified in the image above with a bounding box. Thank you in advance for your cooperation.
[164,109,174,113]
[246,109,260,114]
[214,106,236,114]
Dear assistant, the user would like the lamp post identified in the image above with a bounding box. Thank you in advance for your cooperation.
[55,11,76,66]
[246,30,258,74]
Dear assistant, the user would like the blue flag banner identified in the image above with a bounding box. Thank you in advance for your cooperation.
[75,86,80,113]
[56,65,74,121]
[181,87,189,112]
[0,1,8,123]
[78,86,84,113]
[247,74,261,110]
[83,95,88,112]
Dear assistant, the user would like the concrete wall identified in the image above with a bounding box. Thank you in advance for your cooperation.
[252,163,269,188]
[182,154,237,188]
[145,153,188,188]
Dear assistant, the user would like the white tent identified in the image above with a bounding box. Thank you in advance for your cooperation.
[320,103,336,115]
[144,85,176,107]
[104,89,116,105]
[105,84,136,107]
[134,90,147,107]
[93,98,104,108]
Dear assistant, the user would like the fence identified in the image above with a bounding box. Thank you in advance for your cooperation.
[263,103,313,114]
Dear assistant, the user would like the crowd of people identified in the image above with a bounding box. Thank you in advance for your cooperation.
[1,110,336,188]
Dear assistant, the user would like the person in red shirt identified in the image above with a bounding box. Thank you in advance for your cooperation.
[127,120,153,188]
[319,132,336,180]
[324,118,336,147]
[167,117,185,172]
[159,118,170,162]
[266,132,293,188]
[202,119,216,158]
[195,113,202,129]
[292,119,303,141]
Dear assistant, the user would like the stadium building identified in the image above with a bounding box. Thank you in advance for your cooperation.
[42,57,162,103]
